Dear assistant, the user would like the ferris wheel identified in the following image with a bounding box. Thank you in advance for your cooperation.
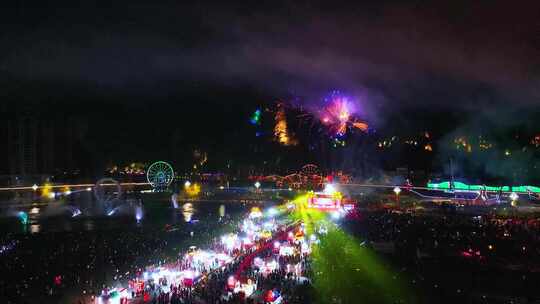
[300,164,320,177]
[146,161,175,189]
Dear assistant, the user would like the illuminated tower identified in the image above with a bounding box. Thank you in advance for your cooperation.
[7,115,38,176]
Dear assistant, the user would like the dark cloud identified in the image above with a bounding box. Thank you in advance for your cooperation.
[1,0,538,107]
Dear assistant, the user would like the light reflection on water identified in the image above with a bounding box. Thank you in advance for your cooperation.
[84,220,95,231]
[2,198,248,234]
[30,224,40,233]
[182,203,226,222]
[182,203,194,222]
[219,204,226,217]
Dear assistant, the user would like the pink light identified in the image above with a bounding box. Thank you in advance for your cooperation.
[316,92,368,138]
[227,276,236,289]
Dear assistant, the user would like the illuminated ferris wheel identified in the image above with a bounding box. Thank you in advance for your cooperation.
[300,164,320,177]
[146,161,175,190]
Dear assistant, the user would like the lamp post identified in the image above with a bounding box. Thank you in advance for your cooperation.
[32,184,38,199]
[254,181,261,197]
[393,186,401,208]
[510,192,518,207]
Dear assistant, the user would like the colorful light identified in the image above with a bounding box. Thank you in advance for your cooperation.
[71,208,81,217]
[323,183,336,195]
[266,207,277,217]
[250,109,262,125]
[249,207,263,219]
[427,181,540,193]
[317,91,368,139]
[352,121,368,131]
[135,206,143,222]
[17,211,28,225]
[227,275,236,289]
[510,192,518,201]
[185,183,201,196]
[274,104,297,146]
[41,183,53,198]
[0,182,150,192]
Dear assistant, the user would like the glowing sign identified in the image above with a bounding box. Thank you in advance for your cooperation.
[427,181,540,193]
[307,193,341,210]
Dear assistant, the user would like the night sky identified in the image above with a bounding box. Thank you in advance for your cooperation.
[1,0,539,177]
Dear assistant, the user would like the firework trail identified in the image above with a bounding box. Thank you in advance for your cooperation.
[274,103,297,146]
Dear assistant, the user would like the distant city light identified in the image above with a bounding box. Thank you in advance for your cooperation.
[254,181,261,189]
[427,181,540,193]
[32,184,38,191]
[71,209,81,217]
[509,192,518,201]
[267,208,277,217]
[323,184,336,195]
[17,211,28,225]
[393,187,401,195]
[184,181,191,188]
[135,207,143,222]
[250,109,262,125]
[331,211,341,220]
[185,183,201,196]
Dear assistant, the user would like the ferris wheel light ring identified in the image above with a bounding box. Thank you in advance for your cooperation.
[146,161,175,188]
[146,161,174,188]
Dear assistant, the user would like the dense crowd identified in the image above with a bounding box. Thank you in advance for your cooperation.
[122,221,313,304]
[344,208,540,303]
[3,203,540,304]
[353,209,540,265]
[0,215,238,304]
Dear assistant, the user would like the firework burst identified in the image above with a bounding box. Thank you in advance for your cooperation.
[318,91,368,138]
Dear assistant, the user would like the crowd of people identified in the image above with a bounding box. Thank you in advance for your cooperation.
[353,209,540,265]
[3,199,540,304]
[344,208,540,303]
[0,213,239,303]
[110,217,313,304]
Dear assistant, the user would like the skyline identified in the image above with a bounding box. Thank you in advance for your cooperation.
[1,0,539,182]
